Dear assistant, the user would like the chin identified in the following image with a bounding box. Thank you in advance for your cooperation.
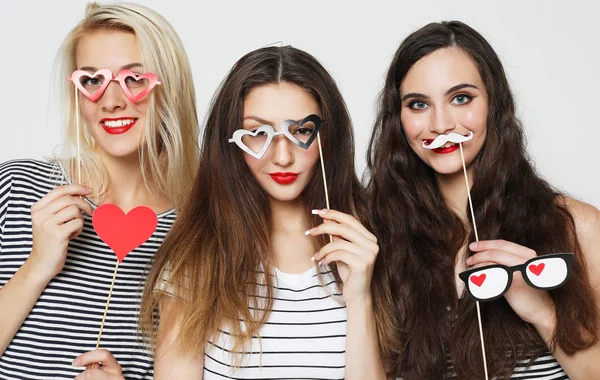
[266,191,303,203]
[260,183,305,203]
[97,144,141,159]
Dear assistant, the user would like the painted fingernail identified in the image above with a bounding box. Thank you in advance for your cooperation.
[469,242,477,249]
[72,358,79,366]
[304,228,316,236]
[311,209,327,215]
[318,260,324,266]
[311,253,319,261]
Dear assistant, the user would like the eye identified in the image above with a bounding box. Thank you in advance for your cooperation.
[250,129,268,137]
[408,100,429,110]
[294,127,314,136]
[81,77,103,87]
[451,94,472,105]
[124,74,143,84]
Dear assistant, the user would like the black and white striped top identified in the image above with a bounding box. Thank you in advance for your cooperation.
[0,159,176,380]
[446,352,568,379]
[203,266,347,379]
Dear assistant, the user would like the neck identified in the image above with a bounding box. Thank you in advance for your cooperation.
[93,151,171,213]
[270,196,314,274]
[435,166,474,222]
[270,197,310,234]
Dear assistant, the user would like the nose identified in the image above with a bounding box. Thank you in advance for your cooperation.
[270,135,294,167]
[99,80,126,112]
[430,105,456,135]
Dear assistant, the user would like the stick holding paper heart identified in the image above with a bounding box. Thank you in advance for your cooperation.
[92,204,158,349]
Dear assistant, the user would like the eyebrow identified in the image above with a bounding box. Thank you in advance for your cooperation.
[78,63,144,72]
[243,116,272,125]
[401,83,479,102]
[242,116,304,125]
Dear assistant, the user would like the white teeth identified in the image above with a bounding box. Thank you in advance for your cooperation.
[103,119,135,128]
[443,142,455,148]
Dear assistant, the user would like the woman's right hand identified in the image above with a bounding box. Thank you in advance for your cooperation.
[28,184,93,283]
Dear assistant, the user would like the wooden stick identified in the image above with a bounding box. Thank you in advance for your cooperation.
[316,133,333,243]
[459,143,488,380]
[75,86,81,185]
[95,261,119,349]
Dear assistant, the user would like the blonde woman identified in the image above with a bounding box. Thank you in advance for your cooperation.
[0,3,198,379]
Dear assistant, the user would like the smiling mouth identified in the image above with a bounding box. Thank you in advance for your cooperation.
[101,118,138,135]
[431,143,460,154]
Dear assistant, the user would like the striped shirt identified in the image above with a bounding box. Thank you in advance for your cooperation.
[446,353,568,379]
[203,266,347,379]
[0,159,176,380]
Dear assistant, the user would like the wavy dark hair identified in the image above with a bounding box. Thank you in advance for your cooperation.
[141,46,396,370]
[366,21,598,379]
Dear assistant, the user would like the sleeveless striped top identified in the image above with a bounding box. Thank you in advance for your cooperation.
[443,306,568,379]
[445,353,568,379]
[0,159,176,380]
[202,266,347,379]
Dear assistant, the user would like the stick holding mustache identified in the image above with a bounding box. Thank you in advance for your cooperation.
[421,129,489,379]
[422,131,474,149]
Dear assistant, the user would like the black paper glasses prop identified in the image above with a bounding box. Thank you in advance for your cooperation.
[228,114,323,159]
[459,253,573,302]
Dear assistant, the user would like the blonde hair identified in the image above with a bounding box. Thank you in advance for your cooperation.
[56,2,199,207]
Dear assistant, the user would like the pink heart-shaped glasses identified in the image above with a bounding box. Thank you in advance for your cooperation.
[68,69,161,103]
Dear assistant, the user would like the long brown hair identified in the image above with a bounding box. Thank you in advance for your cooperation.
[141,46,396,367]
[366,21,598,379]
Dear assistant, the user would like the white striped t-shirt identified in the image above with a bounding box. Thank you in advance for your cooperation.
[0,159,176,380]
[203,266,347,379]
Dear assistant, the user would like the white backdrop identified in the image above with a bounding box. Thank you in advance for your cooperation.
[0,0,598,207]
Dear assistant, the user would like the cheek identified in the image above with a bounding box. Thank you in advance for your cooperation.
[134,99,150,118]
[80,98,97,125]
[243,154,262,176]
[400,110,429,139]
[302,144,320,172]
[458,104,488,133]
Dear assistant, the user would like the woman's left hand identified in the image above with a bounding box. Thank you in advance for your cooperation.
[307,209,379,307]
[73,349,124,380]
[467,239,555,325]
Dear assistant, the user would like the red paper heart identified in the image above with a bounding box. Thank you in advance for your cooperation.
[92,204,158,262]
[470,273,486,287]
[528,263,545,276]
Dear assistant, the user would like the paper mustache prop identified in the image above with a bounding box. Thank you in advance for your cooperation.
[422,131,474,149]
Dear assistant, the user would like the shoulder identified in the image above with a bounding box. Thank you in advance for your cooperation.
[560,196,600,245]
[0,158,62,180]
[0,159,64,203]
[560,196,600,283]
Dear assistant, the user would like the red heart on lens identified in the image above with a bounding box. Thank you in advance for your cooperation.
[470,273,486,287]
[92,204,158,262]
[528,263,545,276]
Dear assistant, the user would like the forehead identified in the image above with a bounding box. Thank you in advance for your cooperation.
[243,82,320,123]
[75,30,141,70]
[400,47,484,94]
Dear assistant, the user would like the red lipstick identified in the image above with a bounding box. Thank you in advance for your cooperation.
[269,172,298,184]
[101,117,138,135]
[423,139,460,154]
[433,145,460,154]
